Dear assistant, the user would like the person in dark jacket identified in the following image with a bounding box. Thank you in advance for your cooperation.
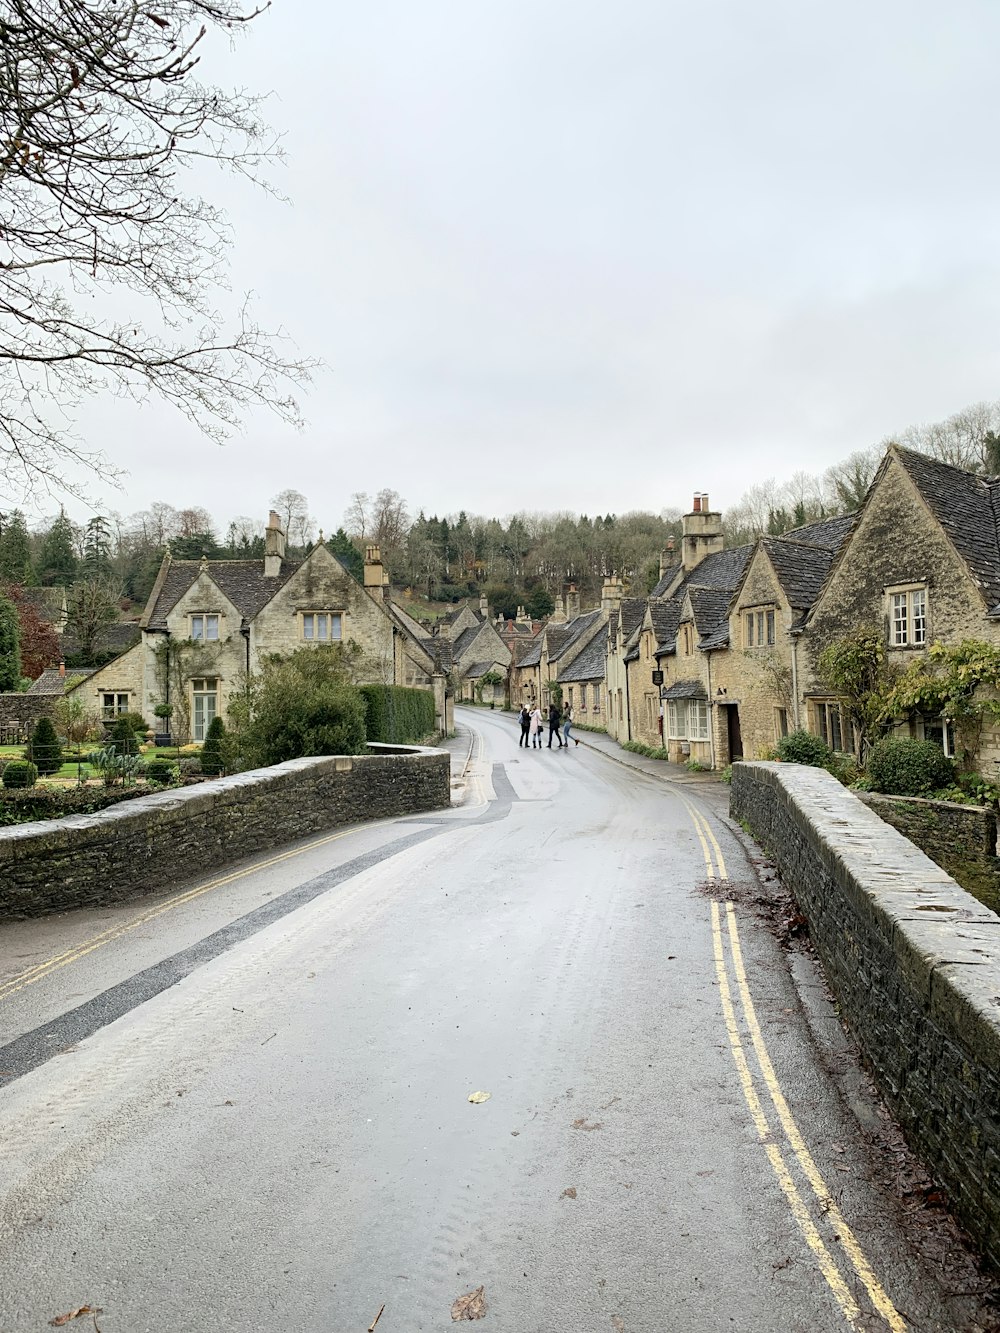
[547,700,564,748]
[518,705,531,747]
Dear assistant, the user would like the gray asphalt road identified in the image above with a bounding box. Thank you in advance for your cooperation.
[0,711,993,1332]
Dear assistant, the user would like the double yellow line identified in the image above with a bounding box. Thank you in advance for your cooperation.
[681,797,905,1332]
[0,824,364,1006]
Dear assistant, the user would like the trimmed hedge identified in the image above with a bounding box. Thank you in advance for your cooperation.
[867,737,956,797]
[775,730,832,767]
[360,685,436,744]
[2,759,37,789]
[0,784,150,825]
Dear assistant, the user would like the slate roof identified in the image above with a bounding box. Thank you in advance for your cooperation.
[466,659,500,678]
[145,558,300,629]
[27,666,96,694]
[452,625,481,661]
[779,513,854,551]
[559,632,607,683]
[650,600,680,653]
[893,446,1000,608]
[518,638,543,668]
[619,597,646,643]
[763,538,840,612]
[661,678,707,700]
[690,588,733,647]
[549,609,603,663]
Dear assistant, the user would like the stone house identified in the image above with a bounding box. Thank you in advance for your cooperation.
[604,596,646,744]
[511,582,620,718]
[797,446,1000,769]
[72,515,449,741]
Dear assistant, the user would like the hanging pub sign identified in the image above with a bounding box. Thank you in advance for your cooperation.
[651,670,664,685]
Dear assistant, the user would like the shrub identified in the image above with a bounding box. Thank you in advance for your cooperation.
[144,757,178,785]
[109,716,140,756]
[176,757,202,777]
[825,751,860,787]
[235,645,366,767]
[123,711,149,735]
[27,716,62,775]
[867,737,956,797]
[2,759,37,789]
[359,685,436,744]
[0,784,150,825]
[775,730,833,767]
[200,715,226,776]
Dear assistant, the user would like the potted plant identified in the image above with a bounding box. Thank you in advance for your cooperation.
[153,702,174,747]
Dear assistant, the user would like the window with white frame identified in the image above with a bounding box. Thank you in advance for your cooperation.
[301,612,343,642]
[101,692,130,719]
[592,682,601,711]
[191,678,219,742]
[667,698,709,741]
[190,613,219,641]
[888,585,927,647]
[920,714,956,758]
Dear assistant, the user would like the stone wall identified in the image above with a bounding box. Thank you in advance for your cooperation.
[731,761,1000,1268]
[0,743,450,919]
[0,693,57,734]
[860,792,1000,915]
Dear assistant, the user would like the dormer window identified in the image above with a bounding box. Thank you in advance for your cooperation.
[191,614,219,641]
[888,585,927,647]
[302,612,342,642]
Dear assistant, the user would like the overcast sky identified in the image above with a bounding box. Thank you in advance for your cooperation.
[55,0,1000,532]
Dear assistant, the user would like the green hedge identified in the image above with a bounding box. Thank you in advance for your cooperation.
[360,685,436,744]
[867,737,956,797]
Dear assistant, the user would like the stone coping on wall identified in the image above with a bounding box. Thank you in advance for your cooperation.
[730,761,1000,1268]
[0,743,451,918]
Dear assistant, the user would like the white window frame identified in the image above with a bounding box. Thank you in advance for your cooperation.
[919,714,956,758]
[101,692,130,719]
[888,585,928,648]
[301,611,343,643]
[667,698,709,741]
[191,677,219,743]
[190,613,220,641]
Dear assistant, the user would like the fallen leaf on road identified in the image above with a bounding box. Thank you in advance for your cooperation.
[561,1187,577,1199]
[451,1286,487,1320]
[572,1117,603,1131]
[612,1318,626,1331]
[468,1091,491,1104]
[50,1308,102,1326]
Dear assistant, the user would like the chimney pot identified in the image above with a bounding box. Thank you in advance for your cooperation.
[59,659,65,678]
[692,495,702,512]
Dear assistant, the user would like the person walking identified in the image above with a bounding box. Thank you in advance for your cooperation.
[562,701,578,747]
[547,700,564,748]
[518,705,531,747]
[529,704,543,749]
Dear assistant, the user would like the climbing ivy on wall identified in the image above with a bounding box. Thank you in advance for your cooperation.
[887,639,1000,763]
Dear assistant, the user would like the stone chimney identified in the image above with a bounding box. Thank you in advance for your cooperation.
[681,492,723,573]
[479,592,489,619]
[601,575,624,614]
[515,605,531,627]
[565,583,580,620]
[264,510,286,577]
[659,537,678,578]
[364,545,385,601]
[550,597,567,624]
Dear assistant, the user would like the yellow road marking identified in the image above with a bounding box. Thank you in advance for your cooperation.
[724,904,907,1333]
[681,798,728,880]
[683,799,715,878]
[711,902,864,1327]
[0,822,382,1004]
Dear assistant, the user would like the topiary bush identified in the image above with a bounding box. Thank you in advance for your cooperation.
[144,757,178,785]
[866,737,956,797]
[775,730,833,767]
[27,715,62,775]
[200,715,226,776]
[109,715,140,756]
[2,759,37,789]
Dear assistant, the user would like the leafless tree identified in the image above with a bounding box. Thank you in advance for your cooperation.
[270,487,312,547]
[65,574,123,659]
[344,491,370,543]
[0,0,317,503]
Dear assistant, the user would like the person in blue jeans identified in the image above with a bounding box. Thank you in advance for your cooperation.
[562,702,578,747]
[547,701,564,748]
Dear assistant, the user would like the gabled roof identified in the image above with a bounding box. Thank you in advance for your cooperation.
[689,587,732,644]
[893,446,1000,608]
[778,513,854,551]
[650,600,680,653]
[453,625,481,660]
[518,637,543,668]
[762,538,840,612]
[619,597,647,645]
[549,609,604,662]
[559,633,607,683]
[144,557,300,629]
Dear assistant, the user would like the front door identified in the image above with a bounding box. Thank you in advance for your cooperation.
[192,678,218,742]
[726,705,743,761]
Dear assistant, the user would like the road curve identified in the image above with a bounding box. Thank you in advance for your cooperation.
[0,709,992,1331]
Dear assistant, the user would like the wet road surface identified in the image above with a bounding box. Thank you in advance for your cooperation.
[0,709,994,1331]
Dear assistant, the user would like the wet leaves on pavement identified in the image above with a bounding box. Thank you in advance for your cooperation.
[49,1308,102,1327]
[561,1187,577,1199]
[451,1286,487,1320]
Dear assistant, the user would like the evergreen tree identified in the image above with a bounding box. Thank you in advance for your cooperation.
[28,716,62,774]
[327,528,364,581]
[82,515,113,575]
[200,715,226,775]
[0,592,21,689]
[39,509,78,586]
[110,715,139,756]
[0,510,34,584]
